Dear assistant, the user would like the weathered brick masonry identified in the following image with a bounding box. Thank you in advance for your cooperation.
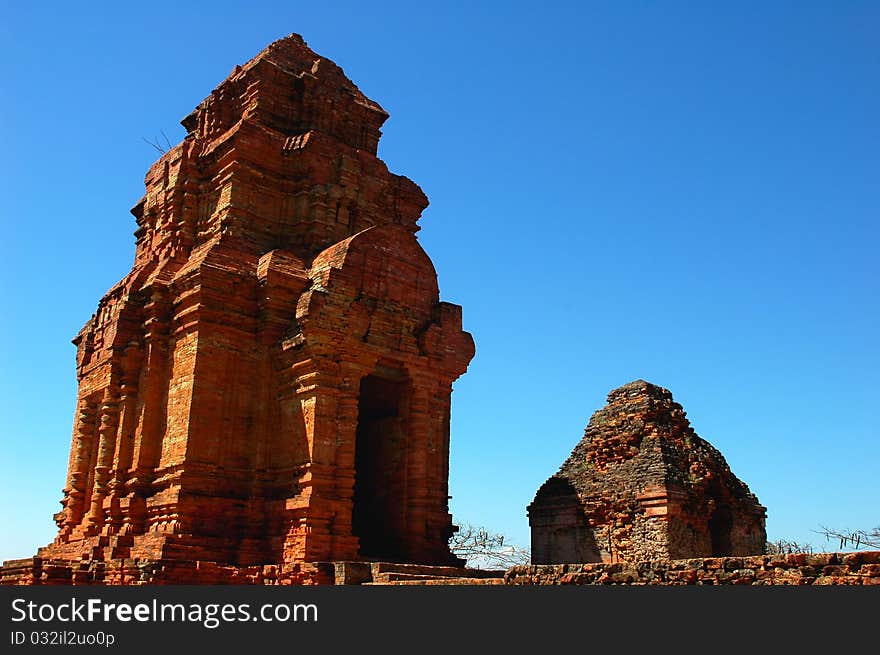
[6,552,876,586]
[2,34,474,584]
[529,380,766,564]
[505,551,880,585]
[3,35,859,589]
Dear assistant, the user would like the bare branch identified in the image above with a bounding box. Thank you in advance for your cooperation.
[142,136,167,155]
[450,523,531,569]
[815,525,880,551]
[765,539,813,555]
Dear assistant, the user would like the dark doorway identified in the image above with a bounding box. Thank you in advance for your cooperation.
[709,504,733,556]
[529,477,600,564]
[352,374,408,559]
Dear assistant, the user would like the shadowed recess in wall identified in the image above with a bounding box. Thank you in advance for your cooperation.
[528,380,766,564]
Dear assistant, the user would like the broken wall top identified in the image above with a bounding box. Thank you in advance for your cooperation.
[130,34,429,269]
[181,33,389,154]
[548,380,764,510]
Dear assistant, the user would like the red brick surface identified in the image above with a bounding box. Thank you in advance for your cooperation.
[505,551,880,585]
[3,34,473,584]
[529,381,766,563]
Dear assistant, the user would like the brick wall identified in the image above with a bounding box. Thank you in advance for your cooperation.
[505,551,880,585]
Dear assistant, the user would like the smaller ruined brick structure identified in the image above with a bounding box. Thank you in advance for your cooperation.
[529,380,766,564]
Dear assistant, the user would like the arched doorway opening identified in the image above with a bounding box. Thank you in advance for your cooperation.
[352,374,409,559]
[709,503,733,556]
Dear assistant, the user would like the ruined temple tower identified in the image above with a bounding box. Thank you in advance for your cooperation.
[529,380,766,564]
[29,34,475,574]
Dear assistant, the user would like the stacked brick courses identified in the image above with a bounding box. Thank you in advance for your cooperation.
[529,380,767,563]
[506,551,880,585]
[2,34,473,584]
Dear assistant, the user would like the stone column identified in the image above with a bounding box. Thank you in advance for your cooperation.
[437,380,455,532]
[107,344,142,535]
[282,357,366,565]
[300,369,342,562]
[126,295,169,534]
[283,364,335,564]
[423,378,459,564]
[85,386,120,534]
[58,397,98,538]
[328,360,367,559]
[402,371,433,561]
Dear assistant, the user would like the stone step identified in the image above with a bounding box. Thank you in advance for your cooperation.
[374,572,467,582]
[365,577,506,586]
[370,562,505,579]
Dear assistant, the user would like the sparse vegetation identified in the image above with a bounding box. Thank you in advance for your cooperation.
[450,523,531,569]
[142,130,173,154]
[816,525,880,551]
[765,525,880,555]
[766,539,814,555]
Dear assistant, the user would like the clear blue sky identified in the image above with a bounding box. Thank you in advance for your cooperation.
[1,1,877,560]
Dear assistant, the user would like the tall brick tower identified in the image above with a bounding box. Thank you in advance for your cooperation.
[28,34,474,577]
